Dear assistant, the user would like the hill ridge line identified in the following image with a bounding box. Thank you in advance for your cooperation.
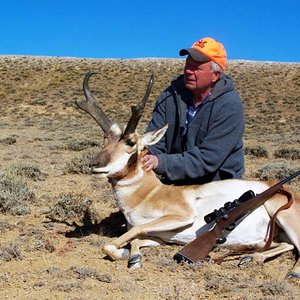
[0,54,299,65]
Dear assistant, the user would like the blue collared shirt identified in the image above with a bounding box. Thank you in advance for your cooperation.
[181,93,210,137]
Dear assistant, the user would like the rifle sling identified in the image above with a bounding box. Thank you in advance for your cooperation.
[261,188,294,252]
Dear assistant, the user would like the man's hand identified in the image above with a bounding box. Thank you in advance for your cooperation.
[141,154,159,172]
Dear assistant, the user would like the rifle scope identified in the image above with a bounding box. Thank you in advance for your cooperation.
[203,190,255,224]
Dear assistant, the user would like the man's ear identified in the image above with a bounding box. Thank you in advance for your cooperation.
[140,124,168,147]
[212,71,221,83]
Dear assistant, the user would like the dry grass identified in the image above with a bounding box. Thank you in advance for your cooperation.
[0,55,299,299]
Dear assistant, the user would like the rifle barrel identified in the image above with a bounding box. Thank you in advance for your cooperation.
[280,169,300,185]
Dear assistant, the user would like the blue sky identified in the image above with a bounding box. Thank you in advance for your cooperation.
[1,0,299,62]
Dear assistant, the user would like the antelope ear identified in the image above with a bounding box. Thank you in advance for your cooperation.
[140,124,168,147]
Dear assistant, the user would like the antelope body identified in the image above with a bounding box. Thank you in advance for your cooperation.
[76,72,300,278]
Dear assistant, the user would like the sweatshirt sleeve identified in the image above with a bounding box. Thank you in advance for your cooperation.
[154,94,244,181]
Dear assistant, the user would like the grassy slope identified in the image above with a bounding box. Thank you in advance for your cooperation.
[0,56,299,299]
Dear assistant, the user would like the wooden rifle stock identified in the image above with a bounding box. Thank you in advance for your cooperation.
[174,170,300,264]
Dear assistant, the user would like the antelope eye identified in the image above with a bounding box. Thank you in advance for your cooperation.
[125,139,136,147]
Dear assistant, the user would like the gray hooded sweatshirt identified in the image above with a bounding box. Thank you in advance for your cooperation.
[146,74,244,185]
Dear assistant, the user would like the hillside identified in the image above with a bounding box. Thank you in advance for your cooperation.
[0,56,299,299]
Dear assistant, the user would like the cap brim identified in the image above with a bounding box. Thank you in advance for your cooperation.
[179,48,210,63]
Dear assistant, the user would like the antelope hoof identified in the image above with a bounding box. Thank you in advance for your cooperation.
[286,271,300,279]
[103,244,129,261]
[238,255,253,267]
[128,254,142,269]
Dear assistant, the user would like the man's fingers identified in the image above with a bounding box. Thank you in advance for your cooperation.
[141,154,158,171]
[141,155,150,163]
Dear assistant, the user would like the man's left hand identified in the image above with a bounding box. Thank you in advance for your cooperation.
[141,154,159,171]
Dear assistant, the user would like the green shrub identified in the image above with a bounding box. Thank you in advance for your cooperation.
[254,161,297,181]
[0,173,36,215]
[51,139,100,152]
[45,193,93,222]
[5,163,48,181]
[63,139,100,151]
[244,145,268,158]
[65,149,98,174]
[0,136,17,145]
[0,243,22,261]
[274,148,300,160]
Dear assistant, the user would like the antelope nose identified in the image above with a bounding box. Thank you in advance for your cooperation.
[91,151,110,168]
[91,158,98,168]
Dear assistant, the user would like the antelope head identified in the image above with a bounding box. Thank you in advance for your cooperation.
[76,72,167,181]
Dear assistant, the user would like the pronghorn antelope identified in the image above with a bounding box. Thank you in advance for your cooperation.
[76,71,300,278]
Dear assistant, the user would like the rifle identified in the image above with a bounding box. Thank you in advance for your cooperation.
[173,169,300,264]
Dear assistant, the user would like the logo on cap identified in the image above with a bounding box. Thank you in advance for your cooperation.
[194,40,207,48]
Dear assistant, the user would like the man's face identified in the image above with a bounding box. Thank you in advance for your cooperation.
[183,56,218,92]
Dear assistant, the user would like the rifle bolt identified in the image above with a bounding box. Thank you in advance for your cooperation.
[216,237,227,244]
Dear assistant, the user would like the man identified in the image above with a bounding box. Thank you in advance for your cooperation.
[142,37,244,185]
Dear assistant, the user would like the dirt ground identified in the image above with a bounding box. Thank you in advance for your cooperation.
[0,56,299,299]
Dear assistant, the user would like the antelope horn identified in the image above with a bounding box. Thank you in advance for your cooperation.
[75,71,113,133]
[123,74,154,136]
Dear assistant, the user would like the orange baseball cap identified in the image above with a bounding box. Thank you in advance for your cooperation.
[179,37,227,70]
